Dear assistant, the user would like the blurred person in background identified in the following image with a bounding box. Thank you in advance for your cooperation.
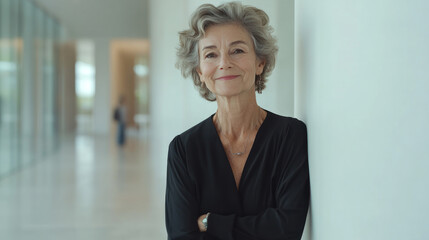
[114,95,127,146]
[165,2,310,240]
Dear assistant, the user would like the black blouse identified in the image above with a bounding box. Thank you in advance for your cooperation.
[165,111,310,240]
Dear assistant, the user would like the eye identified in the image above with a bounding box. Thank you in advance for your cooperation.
[232,48,245,54]
[205,52,217,59]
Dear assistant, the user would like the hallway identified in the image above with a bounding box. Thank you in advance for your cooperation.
[0,134,167,240]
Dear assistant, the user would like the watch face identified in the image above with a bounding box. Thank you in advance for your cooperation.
[202,217,208,228]
[202,213,209,230]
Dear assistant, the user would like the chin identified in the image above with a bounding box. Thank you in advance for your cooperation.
[214,89,245,98]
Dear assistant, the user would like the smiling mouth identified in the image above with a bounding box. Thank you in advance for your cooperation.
[216,75,240,80]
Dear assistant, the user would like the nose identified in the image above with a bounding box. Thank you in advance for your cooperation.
[219,54,232,70]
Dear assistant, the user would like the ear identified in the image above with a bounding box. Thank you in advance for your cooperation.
[196,67,204,83]
[256,58,266,75]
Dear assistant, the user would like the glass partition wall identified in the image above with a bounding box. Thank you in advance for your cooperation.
[0,0,62,178]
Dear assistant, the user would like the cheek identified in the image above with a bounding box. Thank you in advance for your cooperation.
[237,56,256,70]
[243,62,258,75]
[200,63,216,77]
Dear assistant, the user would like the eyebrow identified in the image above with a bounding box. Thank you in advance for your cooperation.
[201,40,248,51]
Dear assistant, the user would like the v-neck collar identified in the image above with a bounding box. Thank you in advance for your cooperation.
[209,110,271,194]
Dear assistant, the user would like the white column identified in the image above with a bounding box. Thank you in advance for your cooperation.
[93,38,111,135]
[149,0,209,155]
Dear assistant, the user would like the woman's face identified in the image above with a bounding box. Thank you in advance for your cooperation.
[197,23,265,99]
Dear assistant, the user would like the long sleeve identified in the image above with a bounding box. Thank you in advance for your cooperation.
[165,136,218,240]
[207,121,310,240]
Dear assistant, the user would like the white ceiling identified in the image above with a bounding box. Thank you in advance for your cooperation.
[32,0,149,39]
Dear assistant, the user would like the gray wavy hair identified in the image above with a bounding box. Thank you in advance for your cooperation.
[176,1,278,101]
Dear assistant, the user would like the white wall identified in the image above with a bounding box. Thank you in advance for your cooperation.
[295,1,429,239]
[149,0,295,169]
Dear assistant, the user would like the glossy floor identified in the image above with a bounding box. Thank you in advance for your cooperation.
[0,134,167,240]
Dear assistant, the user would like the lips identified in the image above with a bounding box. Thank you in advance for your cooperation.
[215,75,240,80]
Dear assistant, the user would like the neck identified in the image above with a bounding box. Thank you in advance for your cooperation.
[214,92,264,138]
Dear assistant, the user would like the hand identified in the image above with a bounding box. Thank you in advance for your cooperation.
[197,213,208,232]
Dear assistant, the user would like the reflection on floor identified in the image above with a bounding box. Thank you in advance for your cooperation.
[0,134,167,240]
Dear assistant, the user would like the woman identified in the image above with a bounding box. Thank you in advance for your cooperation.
[166,2,309,240]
